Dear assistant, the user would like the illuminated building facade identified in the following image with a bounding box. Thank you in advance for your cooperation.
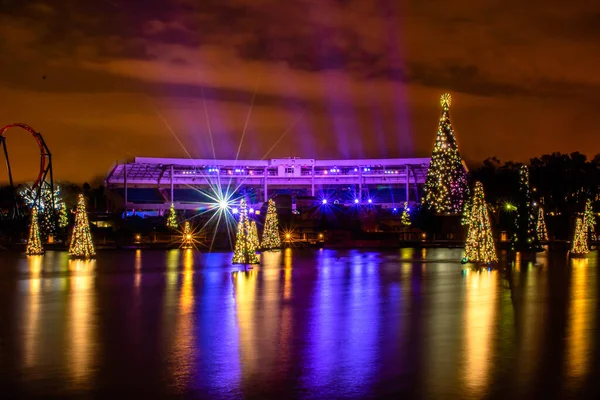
[105,157,430,211]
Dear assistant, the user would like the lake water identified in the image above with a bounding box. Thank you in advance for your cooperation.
[0,248,598,399]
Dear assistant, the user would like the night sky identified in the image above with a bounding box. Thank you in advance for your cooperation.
[1,0,599,183]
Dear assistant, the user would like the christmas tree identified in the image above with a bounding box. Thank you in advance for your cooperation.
[232,199,259,264]
[463,182,497,264]
[583,199,596,242]
[68,194,96,258]
[166,203,178,229]
[401,202,411,226]
[511,165,538,252]
[181,221,194,249]
[26,207,44,255]
[250,221,260,250]
[571,217,589,256]
[261,199,281,249]
[536,206,548,242]
[423,93,469,215]
[58,202,69,229]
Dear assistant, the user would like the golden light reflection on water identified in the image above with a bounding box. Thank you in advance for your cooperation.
[566,257,597,385]
[134,249,142,288]
[233,269,258,378]
[24,255,43,368]
[462,269,498,396]
[284,248,292,300]
[169,249,196,391]
[67,259,97,389]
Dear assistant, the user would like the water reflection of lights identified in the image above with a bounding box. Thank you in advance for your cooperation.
[134,249,142,288]
[233,269,258,377]
[463,269,497,397]
[169,249,196,391]
[67,258,97,389]
[566,257,596,385]
[24,255,43,367]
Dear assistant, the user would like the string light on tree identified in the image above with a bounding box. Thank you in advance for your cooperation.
[462,182,498,264]
[68,194,96,258]
[536,206,549,242]
[571,217,589,257]
[261,199,281,250]
[166,203,178,229]
[423,93,469,215]
[232,199,259,265]
[58,202,69,229]
[26,207,44,255]
[511,165,538,252]
[181,221,194,249]
[250,220,260,251]
[583,199,596,242]
[401,202,412,226]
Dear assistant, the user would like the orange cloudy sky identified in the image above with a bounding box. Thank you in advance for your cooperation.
[1,0,599,183]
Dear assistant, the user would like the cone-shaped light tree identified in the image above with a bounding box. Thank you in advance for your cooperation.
[261,199,281,249]
[181,221,194,249]
[250,221,260,250]
[232,199,259,264]
[401,202,412,226]
[463,182,498,264]
[166,203,178,229]
[423,93,469,215]
[536,207,548,242]
[26,207,44,255]
[68,194,96,258]
[58,202,69,229]
[583,199,596,242]
[571,217,589,256]
[511,165,538,252]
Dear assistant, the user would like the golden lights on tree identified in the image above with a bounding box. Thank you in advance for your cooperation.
[401,202,411,226]
[181,221,194,249]
[583,199,596,241]
[250,220,260,251]
[26,207,44,255]
[68,194,96,258]
[261,199,281,250]
[511,165,538,252]
[536,206,549,242]
[571,217,589,256]
[232,199,259,264]
[166,203,178,229]
[423,93,469,215]
[463,182,497,264]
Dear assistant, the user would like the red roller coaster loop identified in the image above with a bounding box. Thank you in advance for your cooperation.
[0,123,54,217]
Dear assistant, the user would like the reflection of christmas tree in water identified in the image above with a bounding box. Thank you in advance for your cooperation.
[423,94,469,215]
[463,182,497,264]
[232,199,259,264]
[571,217,589,256]
[68,194,96,258]
[26,208,44,255]
[261,199,281,249]
[166,203,178,229]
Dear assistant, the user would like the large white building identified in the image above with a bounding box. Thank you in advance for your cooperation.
[105,157,430,211]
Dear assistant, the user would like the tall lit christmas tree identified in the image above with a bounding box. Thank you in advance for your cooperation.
[68,194,96,258]
[423,93,469,215]
[511,165,538,252]
[583,199,596,242]
[232,199,259,264]
[166,203,178,229]
[250,221,260,250]
[571,217,589,256]
[181,221,194,249]
[261,199,281,249]
[536,207,548,242]
[26,207,44,255]
[463,182,497,264]
[58,202,69,229]
[401,202,412,226]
